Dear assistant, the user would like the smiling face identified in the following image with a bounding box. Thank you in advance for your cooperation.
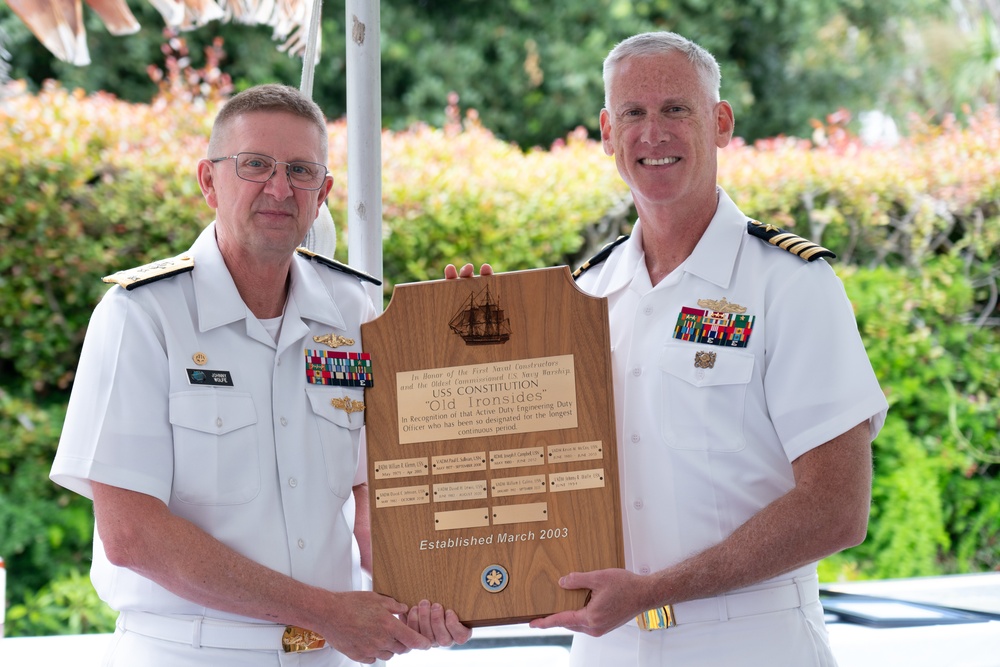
[198,110,333,264]
[600,51,734,220]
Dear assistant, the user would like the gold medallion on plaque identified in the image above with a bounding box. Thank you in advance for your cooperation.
[480,564,509,593]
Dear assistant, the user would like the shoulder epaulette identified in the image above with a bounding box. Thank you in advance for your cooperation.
[747,220,835,262]
[572,235,630,280]
[102,255,194,290]
[296,247,382,286]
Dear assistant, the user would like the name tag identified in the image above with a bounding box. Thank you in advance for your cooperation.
[186,368,234,387]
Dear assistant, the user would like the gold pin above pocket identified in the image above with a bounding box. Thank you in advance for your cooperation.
[331,396,365,415]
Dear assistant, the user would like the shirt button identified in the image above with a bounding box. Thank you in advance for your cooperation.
[288,477,298,488]
[280,417,288,427]
[631,367,642,377]
[276,358,282,366]
[631,433,640,443]
[215,417,223,428]
[644,306,653,316]
[694,369,705,381]
[297,539,306,549]
[640,566,651,575]
[633,500,643,510]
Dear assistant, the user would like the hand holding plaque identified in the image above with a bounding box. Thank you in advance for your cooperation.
[361,267,623,627]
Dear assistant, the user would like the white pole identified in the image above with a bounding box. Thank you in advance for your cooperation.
[347,8,385,666]
[1,555,6,638]
[345,0,384,312]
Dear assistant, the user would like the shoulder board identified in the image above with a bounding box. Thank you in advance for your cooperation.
[102,255,194,290]
[296,247,382,286]
[746,220,835,262]
[572,235,630,280]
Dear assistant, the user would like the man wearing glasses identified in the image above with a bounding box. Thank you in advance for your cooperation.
[50,84,469,666]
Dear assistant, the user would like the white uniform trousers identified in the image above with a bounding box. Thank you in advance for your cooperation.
[569,599,836,667]
[103,613,359,667]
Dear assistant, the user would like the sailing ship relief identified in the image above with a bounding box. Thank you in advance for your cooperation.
[449,286,511,345]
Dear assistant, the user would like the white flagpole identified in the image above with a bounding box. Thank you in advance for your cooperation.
[345,0,384,312]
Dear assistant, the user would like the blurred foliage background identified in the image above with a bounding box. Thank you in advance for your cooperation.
[0,0,998,639]
[3,0,1000,147]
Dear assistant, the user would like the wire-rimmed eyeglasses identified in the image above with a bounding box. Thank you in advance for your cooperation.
[209,152,329,191]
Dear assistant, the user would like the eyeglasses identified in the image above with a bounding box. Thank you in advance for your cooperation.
[209,152,329,191]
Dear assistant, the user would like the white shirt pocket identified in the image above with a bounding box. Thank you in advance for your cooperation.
[168,391,260,505]
[659,344,754,452]
[306,387,364,499]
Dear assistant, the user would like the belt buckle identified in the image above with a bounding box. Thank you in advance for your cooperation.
[282,626,327,652]
[636,605,676,631]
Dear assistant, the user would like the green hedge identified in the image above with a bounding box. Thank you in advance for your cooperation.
[1,85,997,636]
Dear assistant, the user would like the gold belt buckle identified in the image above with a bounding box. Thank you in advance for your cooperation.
[282,626,327,652]
[637,605,676,631]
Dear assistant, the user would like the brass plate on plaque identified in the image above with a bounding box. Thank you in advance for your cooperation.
[362,267,623,627]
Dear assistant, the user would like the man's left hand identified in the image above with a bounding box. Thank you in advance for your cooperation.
[443,263,493,279]
[406,600,472,647]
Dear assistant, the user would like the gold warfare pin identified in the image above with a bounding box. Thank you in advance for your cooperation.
[314,333,355,348]
[331,396,365,417]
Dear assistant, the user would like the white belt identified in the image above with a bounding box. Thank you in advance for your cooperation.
[118,611,327,652]
[637,574,819,630]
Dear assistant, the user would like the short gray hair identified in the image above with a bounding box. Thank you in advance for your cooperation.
[208,83,329,161]
[603,32,721,108]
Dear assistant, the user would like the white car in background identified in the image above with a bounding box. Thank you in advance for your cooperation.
[1,573,998,666]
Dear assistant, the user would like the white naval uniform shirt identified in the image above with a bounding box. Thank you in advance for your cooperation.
[572,189,888,662]
[51,223,377,622]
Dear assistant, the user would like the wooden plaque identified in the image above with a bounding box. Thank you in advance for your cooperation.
[360,267,624,627]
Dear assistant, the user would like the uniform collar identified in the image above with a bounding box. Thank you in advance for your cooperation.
[286,252,347,330]
[681,187,744,290]
[602,187,745,295]
[189,223,346,334]
[190,223,247,332]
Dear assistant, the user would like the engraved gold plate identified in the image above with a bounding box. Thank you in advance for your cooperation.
[432,452,488,474]
[491,474,547,497]
[374,457,430,480]
[547,441,603,463]
[489,446,546,469]
[433,480,489,503]
[548,469,606,492]
[375,485,430,508]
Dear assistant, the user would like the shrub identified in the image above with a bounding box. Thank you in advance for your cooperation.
[1,85,998,634]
